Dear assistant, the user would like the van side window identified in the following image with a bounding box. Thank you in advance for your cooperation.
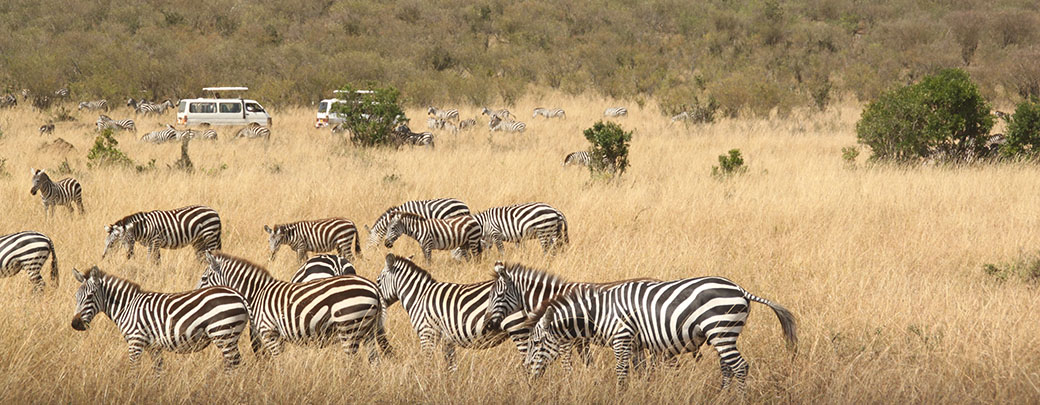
[190,102,216,113]
[246,103,265,113]
[219,102,242,113]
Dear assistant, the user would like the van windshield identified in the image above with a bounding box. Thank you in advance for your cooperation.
[219,102,242,113]
[318,101,329,113]
[245,103,265,113]
[178,101,186,113]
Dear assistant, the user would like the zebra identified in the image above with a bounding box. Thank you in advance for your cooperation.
[39,123,55,135]
[78,100,109,112]
[377,254,521,371]
[383,212,483,263]
[136,99,174,115]
[481,107,511,121]
[235,123,271,140]
[427,107,459,122]
[54,87,69,98]
[71,266,248,373]
[290,254,357,283]
[0,231,58,292]
[671,111,690,122]
[472,202,568,254]
[426,117,444,130]
[139,125,179,143]
[365,198,472,247]
[532,108,566,119]
[197,128,218,140]
[457,118,478,130]
[198,252,392,359]
[264,218,362,263]
[103,205,222,263]
[604,107,628,117]
[393,124,434,148]
[0,93,17,108]
[995,110,1011,122]
[30,168,84,216]
[96,115,136,133]
[489,116,526,133]
[563,151,591,167]
[525,277,798,390]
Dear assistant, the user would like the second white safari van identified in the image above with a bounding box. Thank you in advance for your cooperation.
[315,90,375,128]
[177,87,272,127]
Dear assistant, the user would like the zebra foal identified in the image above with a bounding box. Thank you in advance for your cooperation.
[30,168,84,216]
[0,231,59,292]
[383,212,483,263]
[366,198,472,247]
[532,108,566,119]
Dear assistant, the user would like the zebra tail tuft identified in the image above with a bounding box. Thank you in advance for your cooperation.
[745,290,797,352]
[354,233,363,259]
[49,242,59,287]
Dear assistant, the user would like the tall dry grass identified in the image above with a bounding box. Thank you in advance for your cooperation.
[0,92,1038,403]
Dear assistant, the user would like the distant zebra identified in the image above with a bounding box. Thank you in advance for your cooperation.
[290,254,357,283]
[366,198,472,246]
[377,254,521,371]
[532,108,566,119]
[198,252,392,359]
[525,278,798,389]
[0,93,16,108]
[139,125,179,143]
[995,110,1011,122]
[96,115,136,133]
[458,118,478,130]
[71,266,249,372]
[103,205,222,263]
[393,124,434,148]
[562,151,591,167]
[136,99,174,115]
[235,123,271,140]
[197,128,218,140]
[428,107,460,122]
[427,117,443,130]
[30,168,84,216]
[604,107,628,117]
[21,89,30,100]
[54,87,69,98]
[383,212,483,263]
[78,100,108,112]
[264,218,362,263]
[0,231,58,292]
[472,202,568,254]
[670,111,690,122]
[38,123,55,135]
[481,107,511,121]
[489,116,526,133]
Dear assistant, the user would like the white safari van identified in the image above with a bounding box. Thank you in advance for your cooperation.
[177,87,272,127]
[315,90,374,128]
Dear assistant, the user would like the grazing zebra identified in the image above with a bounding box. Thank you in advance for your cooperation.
[427,117,443,130]
[136,99,174,115]
[393,124,434,147]
[197,128,218,140]
[670,111,690,122]
[383,212,483,263]
[481,107,511,121]
[366,198,472,247]
[235,123,271,140]
[71,266,248,373]
[139,125,179,143]
[54,87,69,98]
[604,107,628,117]
[96,115,136,132]
[472,202,568,254]
[290,254,357,283]
[458,118,477,130]
[489,116,526,133]
[78,100,108,112]
[103,205,222,263]
[0,231,58,292]
[995,110,1011,122]
[377,254,520,371]
[39,123,55,135]
[532,108,566,119]
[198,252,392,359]
[30,168,84,216]
[525,278,798,389]
[0,93,16,108]
[563,151,591,167]
[264,218,362,263]
[427,107,460,122]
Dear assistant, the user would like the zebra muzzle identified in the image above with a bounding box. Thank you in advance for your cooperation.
[71,316,88,331]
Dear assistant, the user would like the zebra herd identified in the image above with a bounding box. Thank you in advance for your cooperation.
[2,191,796,391]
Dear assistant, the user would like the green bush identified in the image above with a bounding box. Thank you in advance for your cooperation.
[856,69,994,162]
[712,149,747,179]
[1000,98,1040,158]
[331,84,408,148]
[86,129,133,168]
[842,146,860,168]
[583,121,632,177]
[982,254,1040,284]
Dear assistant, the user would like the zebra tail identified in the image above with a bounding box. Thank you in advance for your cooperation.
[375,301,395,358]
[354,233,363,259]
[744,291,797,352]
[49,242,59,287]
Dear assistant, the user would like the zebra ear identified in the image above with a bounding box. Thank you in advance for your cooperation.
[73,268,86,283]
[263,225,273,234]
[493,261,506,275]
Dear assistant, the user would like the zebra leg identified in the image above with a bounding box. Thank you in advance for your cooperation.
[611,336,634,389]
[337,324,362,355]
[76,197,85,215]
[25,266,45,293]
[576,339,593,367]
[559,340,576,371]
[127,341,145,371]
[213,335,243,371]
[443,343,458,372]
[296,249,307,263]
[149,347,165,376]
[261,331,283,357]
[422,247,432,264]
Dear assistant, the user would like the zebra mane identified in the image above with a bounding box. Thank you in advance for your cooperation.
[211,252,275,279]
[391,211,426,222]
[495,262,569,286]
[523,284,600,329]
[111,211,147,227]
[89,266,144,292]
[385,253,435,282]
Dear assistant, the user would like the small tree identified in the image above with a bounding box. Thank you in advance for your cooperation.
[87,129,132,168]
[583,121,632,176]
[856,68,994,162]
[1000,98,1040,158]
[330,84,407,147]
[711,149,747,179]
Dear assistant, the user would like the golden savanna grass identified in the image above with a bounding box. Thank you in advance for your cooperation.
[0,92,1038,403]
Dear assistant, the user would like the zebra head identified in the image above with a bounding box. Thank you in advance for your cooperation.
[485,261,522,331]
[263,225,287,261]
[376,253,406,307]
[29,168,47,195]
[71,267,105,331]
[101,224,133,259]
[525,313,564,378]
[196,252,225,289]
[383,213,406,249]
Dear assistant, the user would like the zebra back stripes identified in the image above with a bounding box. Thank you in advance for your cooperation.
[265,218,361,263]
[198,252,392,359]
[71,266,249,372]
[532,108,566,119]
[472,202,568,254]
[563,151,591,167]
[0,93,16,108]
[489,116,526,133]
[427,107,459,122]
[0,231,58,292]
[290,254,357,283]
[136,100,174,115]
[103,205,222,263]
[604,107,628,117]
[140,125,179,143]
[78,100,108,112]
[457,118,478,130]
[235,123,271,140]
[30,168,84,216]
[481,107,511,121]
[366,198,472,246]
[383,212,483,263]
[96,115,136,132]
[525,277,798,389]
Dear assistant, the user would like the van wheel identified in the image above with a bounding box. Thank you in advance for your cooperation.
[200,123,211,128]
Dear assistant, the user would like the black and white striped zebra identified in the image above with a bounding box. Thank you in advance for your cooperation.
[562,151,591,167]
[234,123,271,140]
[197,128,218,140]
[525,277,798,389]
[96,114,137,133]
[78,100,109,112]
[0,93,17,108]
[670,111,690,123]
[30,168,84,216]
[393,124,434,148]
[198,252,392,359]
[383,212,483,263]
[139,125,179,143]
[489,116,526,133]
[0,231,58,292]
[136,99,174,115]
[264,218,362,263]
[103,205,222,263]
[604,107,628,117]
[427,107,459,122]
[290,254,357,283]
[481,107,511,121]
[457,118,477,130]
[377,254,520,371]
[54,87,69,98]
[38,123,55,135]
[532,108,566,119]
[472,202,568,254]
[366,198,472,247]
[71,266,249,372]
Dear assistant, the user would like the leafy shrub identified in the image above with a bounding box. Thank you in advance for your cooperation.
[982,254,1040,284]
[842,146,860,168]
[87,129,133,168]
[331,84,407,148]
[856,69,994,163]
[712,149,747,179]
[1000,98,1040,158]
[583,121,632,177]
